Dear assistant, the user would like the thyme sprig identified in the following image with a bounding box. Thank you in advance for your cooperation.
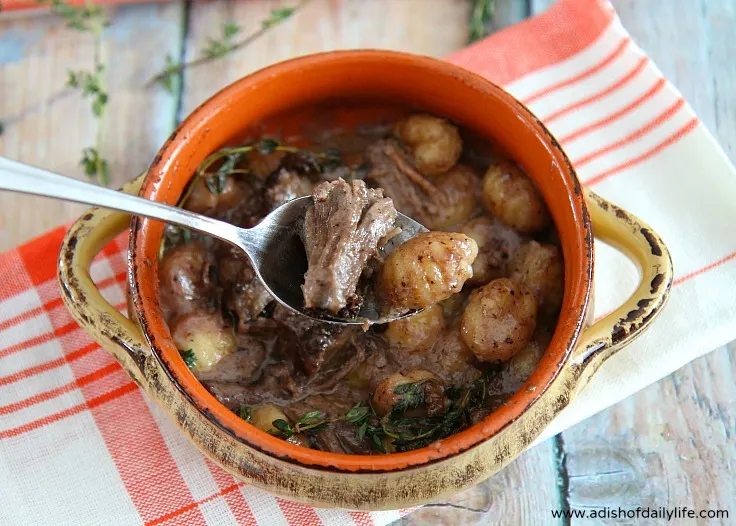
[239,373,493,454]
[180,138,340,205]
[39,0,110,185]
[150,2,311,91]
[271,410,332,439]
[468,0,496,43]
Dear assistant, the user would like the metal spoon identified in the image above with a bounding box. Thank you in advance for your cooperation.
[0,156,427,325]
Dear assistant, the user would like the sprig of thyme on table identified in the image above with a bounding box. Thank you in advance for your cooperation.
[468,0,496,43]
[39,0,110,185]
[150,2,311,92]
[36,0,310,186]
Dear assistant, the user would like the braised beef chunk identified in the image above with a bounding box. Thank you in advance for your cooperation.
[196,336,267,384]
[204,362,305,409]
[218,246,273,331]
[299,325,356,376]
[306,339,365,392]
[302,179,397,313]
[311,420,373,454]
[364,139,443,227]
[159,242,217,319]
[264,168,314,211]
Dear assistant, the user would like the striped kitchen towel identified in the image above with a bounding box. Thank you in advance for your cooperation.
[1,0,735,524]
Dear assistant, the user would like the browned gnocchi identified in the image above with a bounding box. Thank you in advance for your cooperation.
[184,175,244,215]
[427,164,479,231]
[159,242,216,317]
[384,304,446,353]
[460,278,538,363]
[249,403,290,434]
[510,241,564,315]
[460,216,523,285]
[481,161,551,233]
[377,232,478,311]
[393,114,463,176]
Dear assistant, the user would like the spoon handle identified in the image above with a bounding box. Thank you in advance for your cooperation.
[0,156,244,247]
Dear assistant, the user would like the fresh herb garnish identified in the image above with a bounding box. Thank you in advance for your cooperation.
[391,380,431,416]
[256,138,280,156]
[179,139,341,206]
[387,374,490,452]
[237,406,252,422]
[269,410,332,439]
[179,349,197,369]
[261,371,492,454]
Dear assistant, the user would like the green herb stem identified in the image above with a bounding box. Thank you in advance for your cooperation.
[149,0,312,89]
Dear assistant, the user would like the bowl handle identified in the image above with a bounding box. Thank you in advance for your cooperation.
[57,174,151,386]
[570,187,673,393]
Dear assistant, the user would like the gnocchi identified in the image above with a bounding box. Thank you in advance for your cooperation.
[184,175,244,215]
[377,232,478,311]
[510,241,564,315]
[460,278,538,363]
[460,216,523,285]
[159,242,216,318]
[250,403,290,434]
[427,164,478,231]
[170,312,237,372]
[372,370,445,417]
[384,304,446,353]
[393,114,463,176]
[481,161,551,233]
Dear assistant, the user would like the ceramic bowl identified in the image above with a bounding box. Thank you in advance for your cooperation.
[58,51,672,510]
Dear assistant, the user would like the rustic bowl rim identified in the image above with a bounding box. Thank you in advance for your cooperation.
[129,50,593,472]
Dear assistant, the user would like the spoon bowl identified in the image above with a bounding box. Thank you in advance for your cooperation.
[249,196,428,325]
[0,156,427,325]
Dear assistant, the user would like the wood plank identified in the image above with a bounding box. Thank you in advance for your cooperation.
[558,343,736,516]
[397,440,561,525]
[0,1,184,250]
[180,0,470,117]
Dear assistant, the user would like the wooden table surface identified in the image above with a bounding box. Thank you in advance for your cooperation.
[1,1,734,524]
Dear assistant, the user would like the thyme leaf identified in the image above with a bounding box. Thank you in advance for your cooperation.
[262,7,296,29]
[80,147,109,186]
[179,349,197,369]
[391,379,431,417]
[202,22,242,59]
[468,0,495,44]
[237,406,252,422]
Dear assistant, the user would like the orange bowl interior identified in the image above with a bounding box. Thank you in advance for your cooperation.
[131,51,592,472]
